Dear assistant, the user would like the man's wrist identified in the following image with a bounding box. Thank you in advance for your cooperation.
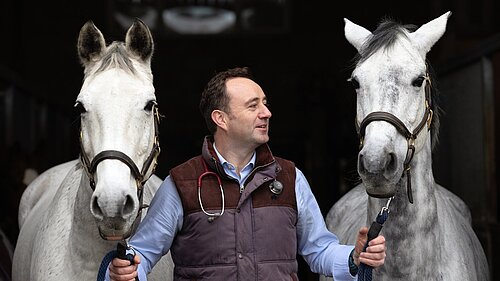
[348,249,359,276]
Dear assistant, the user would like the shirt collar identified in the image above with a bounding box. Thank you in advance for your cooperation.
[213,142,256,173]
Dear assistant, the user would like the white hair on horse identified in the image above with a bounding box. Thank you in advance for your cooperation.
[12,20,173,280]
[321,11,489,281]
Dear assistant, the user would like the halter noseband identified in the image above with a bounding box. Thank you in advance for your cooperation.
[356,74,433,204]
[79,105,161,239]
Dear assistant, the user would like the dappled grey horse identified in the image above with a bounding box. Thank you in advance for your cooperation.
[321,12,489,281]
[13,20,173,280]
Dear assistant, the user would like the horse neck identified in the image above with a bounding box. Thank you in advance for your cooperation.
[69,172,114,260]
[368,135,443,277]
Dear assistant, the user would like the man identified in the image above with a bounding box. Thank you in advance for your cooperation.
[108,67,386,281]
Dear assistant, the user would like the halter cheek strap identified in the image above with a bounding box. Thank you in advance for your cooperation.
[356,75,432,204]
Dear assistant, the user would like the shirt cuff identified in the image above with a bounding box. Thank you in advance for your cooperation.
[348,249,359,277]
[332,245,357,281]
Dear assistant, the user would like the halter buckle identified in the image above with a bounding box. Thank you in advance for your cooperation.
[154,106,161,124]
[424,72,432,87]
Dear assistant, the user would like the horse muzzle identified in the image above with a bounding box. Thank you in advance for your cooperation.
[358,145,403,197]
[97,218,134,241]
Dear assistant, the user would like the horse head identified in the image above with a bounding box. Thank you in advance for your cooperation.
[76,19,159,240]
[345,12,450,200]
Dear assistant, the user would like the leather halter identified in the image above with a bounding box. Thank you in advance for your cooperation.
[356,74,433,204]
[79,105,161,239]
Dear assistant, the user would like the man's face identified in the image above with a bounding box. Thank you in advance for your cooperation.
[223,77,272,148]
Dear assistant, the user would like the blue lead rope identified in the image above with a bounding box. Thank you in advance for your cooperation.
[358,204,390,281]
[97,250,118,281]
[97,243,138,281]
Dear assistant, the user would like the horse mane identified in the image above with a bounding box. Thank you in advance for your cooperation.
[352,18,442,150]
[86,42,137,79]
[426,64,442,150]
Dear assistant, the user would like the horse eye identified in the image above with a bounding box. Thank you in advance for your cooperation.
[74,102,87,114]
[144,100,157,112]
[412,76,425,87]
[348,77,360,90]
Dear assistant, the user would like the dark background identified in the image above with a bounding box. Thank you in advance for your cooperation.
[1,0,499,280]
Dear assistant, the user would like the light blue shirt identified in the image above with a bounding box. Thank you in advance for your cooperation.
[106,149,356,281]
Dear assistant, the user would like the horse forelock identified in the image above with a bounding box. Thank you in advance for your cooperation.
[352,18,441,150]
[355,19,418,65]
[84,42,144,80]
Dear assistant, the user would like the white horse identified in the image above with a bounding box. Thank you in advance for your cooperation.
[12,20,173,280]
[321,12,489,281]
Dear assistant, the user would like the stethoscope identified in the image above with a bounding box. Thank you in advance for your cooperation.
[198,159,225,221]
[198,158,283,222]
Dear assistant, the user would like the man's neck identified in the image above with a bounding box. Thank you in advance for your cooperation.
[213,135,256,175]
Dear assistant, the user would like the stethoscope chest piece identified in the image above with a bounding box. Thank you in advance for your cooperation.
[269,180,283,195]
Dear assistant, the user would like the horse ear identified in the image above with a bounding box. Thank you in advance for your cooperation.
[409,11,452,56]
[125,18,154,63]
[77,21,106,65]
[344,18,372,52]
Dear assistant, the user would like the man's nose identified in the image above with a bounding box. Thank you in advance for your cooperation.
[260,104,272,118]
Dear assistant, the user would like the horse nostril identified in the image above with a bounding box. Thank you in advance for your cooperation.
[386,153,396,173]
[358,154,367,174]
[122,194,135,217]
[91,196,104,220]
[358,151,397,175]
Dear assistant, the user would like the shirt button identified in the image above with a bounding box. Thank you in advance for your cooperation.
[238,253,243,259]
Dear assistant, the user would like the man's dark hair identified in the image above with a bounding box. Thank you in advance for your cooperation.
[199,67,254,134]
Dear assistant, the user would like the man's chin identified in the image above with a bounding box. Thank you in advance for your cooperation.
[256,133,269,142]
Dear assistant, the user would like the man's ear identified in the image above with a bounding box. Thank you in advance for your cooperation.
[211,110,227,130]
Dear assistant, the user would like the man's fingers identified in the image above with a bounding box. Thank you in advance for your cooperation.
[368,235,386,246]
[133,254,141,265]
[359,239,386,268]
[109,269,138,281]
[109,257,139,281]
[111,258,134,267]
[356,227,369,248]
[358,226,368,236]
[365,243,385,253]
[359,251,386,267]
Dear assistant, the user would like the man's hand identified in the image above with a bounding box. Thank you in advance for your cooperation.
[109,254,141,281]
[354,227,386,268]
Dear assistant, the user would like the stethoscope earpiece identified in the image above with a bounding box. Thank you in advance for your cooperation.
[269,180,283,195]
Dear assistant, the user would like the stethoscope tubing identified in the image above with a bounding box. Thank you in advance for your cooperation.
[198,159,225,218]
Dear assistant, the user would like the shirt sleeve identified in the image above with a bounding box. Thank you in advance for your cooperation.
[295,168,357,281]
[125,175,184,279]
